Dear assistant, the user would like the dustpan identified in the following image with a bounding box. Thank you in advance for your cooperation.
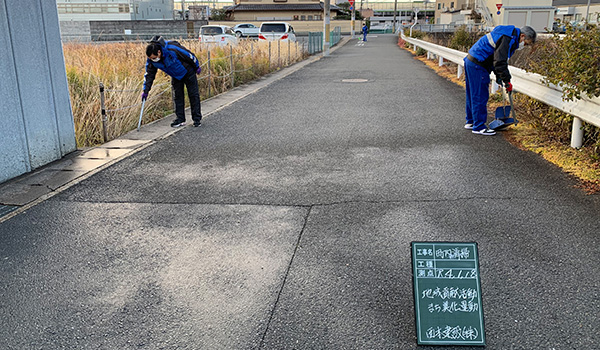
[489,89,518,130]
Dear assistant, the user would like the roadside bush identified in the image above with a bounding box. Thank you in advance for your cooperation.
[530,25,600,101]
[404,28,427,40]
[448,26,480,52]
[521,26,600,153]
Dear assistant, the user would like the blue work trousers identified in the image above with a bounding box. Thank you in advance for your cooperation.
[464,57,490,131]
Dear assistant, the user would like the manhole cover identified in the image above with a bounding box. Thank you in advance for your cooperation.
[341,79,368,83]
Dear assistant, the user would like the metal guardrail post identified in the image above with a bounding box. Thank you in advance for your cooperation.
[268,41,271,71]
[287,40,291,66]
[207,51,212,97]
[99,82,108,143]
[457,65,464,79]
[571,118,584,148]
[230,45,234,88]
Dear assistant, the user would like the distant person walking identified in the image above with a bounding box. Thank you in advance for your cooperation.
[142,36,203,128]
[362,23,368,41]
[463,25,536,135]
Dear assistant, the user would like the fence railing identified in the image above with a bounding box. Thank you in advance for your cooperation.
[307,26,342,54]
[401,32,600,148]
[410,24,486,33]
[308,32,323,54]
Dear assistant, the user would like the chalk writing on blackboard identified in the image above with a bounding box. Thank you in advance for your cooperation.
[412,242,486,346]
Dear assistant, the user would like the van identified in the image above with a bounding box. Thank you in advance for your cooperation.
[199,25,238,46]
[258,22,296,42]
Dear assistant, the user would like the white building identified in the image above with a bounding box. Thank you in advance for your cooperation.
[56,0,174,20]
[553,0,600,24]
[435,0,555,32]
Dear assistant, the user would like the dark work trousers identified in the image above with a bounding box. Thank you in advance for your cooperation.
[172,72,202,123]
[464,57,490,132]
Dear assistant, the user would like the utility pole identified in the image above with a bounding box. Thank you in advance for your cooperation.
[323,0,330,56]
[182,0,186,19]
[585,0,591,29]
[351,0,356,38]
[393,0,398,33]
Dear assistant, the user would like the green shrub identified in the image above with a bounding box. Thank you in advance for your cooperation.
[530,25,600,101]
[522,25,600,153]
[448,26,479,52]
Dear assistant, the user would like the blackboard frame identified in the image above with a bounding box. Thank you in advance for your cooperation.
[411,242,486,346]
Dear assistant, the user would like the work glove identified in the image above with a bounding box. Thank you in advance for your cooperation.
[196,67,202,74]
[141,92,148,101]
[505,82,513,92]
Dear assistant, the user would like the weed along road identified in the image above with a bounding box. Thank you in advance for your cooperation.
[1,35,599,349]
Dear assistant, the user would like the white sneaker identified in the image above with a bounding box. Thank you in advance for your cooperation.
[464,123,473,130]
[472,128,496,136]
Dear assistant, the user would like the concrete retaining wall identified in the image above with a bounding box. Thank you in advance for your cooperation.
[0,0,76,184]
[89,20,209,41]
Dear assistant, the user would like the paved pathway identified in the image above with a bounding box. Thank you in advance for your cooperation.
[1,35,598,349]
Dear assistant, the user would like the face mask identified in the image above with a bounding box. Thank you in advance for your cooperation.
[516,41,525,51]
[151,57,160,62]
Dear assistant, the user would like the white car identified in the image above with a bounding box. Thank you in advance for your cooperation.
[258,22,296,42]
[199,25,238,46]
[232,23,260,38]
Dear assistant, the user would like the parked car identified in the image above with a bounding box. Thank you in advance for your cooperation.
[232,23,260,38]
[258,22,296,42]
[199,25,238,46]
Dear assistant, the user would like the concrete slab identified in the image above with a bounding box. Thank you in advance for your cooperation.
[0,182,51,206]
[80,148,132,159]
[19,169,87,190]
[101,139,148,149]
[47,157,111,172]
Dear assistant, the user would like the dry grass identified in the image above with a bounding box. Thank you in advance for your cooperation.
[63,39,307,147]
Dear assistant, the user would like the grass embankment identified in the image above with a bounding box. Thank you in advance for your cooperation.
[400,39,600,193]
[63,40,307,148]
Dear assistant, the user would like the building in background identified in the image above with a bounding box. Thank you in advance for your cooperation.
[226,0,341,21]
[56,0,174,21]
[553,0,600,24]
[367,1,435,30]
[434,0,555,32]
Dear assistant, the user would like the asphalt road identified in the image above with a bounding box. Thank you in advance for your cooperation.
[1,34,599,349]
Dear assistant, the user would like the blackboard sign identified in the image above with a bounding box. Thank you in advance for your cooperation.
[411,242,485,346]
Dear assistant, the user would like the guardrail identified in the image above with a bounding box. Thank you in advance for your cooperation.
[401,32,600,148]
[410,24,486,33]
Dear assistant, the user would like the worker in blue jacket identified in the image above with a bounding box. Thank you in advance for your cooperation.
[463,25,536,135]
[142,36,203,128]
[362,23,368,41]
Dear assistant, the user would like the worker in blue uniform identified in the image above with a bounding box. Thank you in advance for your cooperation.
[463,26,536,135]
[142,36,203,128]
